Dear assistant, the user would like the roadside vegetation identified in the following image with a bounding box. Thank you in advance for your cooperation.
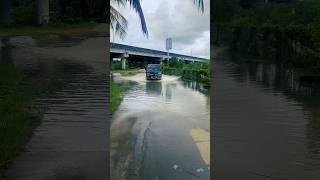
[0,22,101,46]
[110,80,132,113]
[110,79,135,180]
[0,63,63,176]
[110,61,142,113]
[162,57,210,86]
[111,69,141,76]
[0,22,98,36]
[111,60,142,76]
[1,0,105,25]
[0,0,105,45]
[213,0,320,73]
[110,62,136,179]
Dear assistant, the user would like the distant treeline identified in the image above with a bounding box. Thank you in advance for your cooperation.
[212,0,320,72]
[0,0,106,25]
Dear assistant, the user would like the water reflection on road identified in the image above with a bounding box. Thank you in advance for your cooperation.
[112,73,210,180]
[213,59,320,180]
[2,36,108,180]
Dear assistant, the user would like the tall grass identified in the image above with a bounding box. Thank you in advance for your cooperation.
[110,80,131,113]
[0,63,63,176]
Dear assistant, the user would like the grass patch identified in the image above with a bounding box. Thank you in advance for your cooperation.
[110,79,135,179]
[0,22,97,36]
[111,69,140,76]
[0,22,98,45]
[110,80,131,113]
[0,63,64,177]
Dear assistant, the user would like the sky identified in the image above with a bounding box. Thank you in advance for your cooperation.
[110,0,210,59]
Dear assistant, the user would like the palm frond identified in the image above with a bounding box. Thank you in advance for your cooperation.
[194,0,204,13]
[110,5,128,39]
[111,0,126,7]
[110,0,204,39]
[127,0,148,37]
[111,0,148,37]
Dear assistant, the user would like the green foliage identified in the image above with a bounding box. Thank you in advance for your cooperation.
[112,69,140,76]
[127,61,145,69]
[110,81,122,113]
[167,57,185,69]
[162,57,210,85]
[294,0,320,25]
[111,61,122,70]
[111,60,147,70]
[3,0,105,25]
[50,0,106,23]
[10,0,36,24]
[182,62,210,84]
[212,0,241,24]
[110,80,131,113]
[214,0,320,72]
[0,63,63,174]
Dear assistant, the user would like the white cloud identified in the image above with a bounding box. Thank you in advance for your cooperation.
[111,0,210,58]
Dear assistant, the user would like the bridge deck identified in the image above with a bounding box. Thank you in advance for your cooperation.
[110,43,208,61]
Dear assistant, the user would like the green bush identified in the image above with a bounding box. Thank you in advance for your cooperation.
[214,0,320,72]
[162,57,210,85]
[111,61,122,70]
[10,0,36,25]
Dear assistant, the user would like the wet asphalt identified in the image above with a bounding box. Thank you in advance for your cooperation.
[212,59,320,180]
[4,26,109,180]
[112,73,210,180]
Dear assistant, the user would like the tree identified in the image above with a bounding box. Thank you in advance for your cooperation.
[37,0,49,25]
[0,0,14,24]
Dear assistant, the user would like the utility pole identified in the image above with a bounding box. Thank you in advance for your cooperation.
[166,36,172,61]
[112,29,115,42]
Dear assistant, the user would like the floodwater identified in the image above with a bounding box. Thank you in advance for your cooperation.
[213,57,320,180]
[111,73,210,180]
[1,35,108,179]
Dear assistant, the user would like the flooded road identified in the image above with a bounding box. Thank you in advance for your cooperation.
[111,73,210,180]
[213,57,320,180]
[2,30,108,179]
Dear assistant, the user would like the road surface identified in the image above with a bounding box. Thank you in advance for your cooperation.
[111,73,210,180]
[5,25,109,180]
[212,58,320,180]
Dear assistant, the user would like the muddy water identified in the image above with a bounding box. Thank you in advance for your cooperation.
[2,35,108,179]
[213,59,320,180]
[112,73,210,180]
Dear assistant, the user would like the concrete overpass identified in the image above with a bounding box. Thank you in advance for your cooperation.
[110,43,208,69]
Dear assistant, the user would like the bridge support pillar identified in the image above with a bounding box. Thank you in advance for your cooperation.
[121,58,126,70]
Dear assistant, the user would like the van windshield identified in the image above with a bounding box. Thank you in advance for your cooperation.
[147,64,160,72]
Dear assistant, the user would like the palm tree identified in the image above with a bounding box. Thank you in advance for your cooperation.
[111,0,148,39]
[111,0,204,39]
